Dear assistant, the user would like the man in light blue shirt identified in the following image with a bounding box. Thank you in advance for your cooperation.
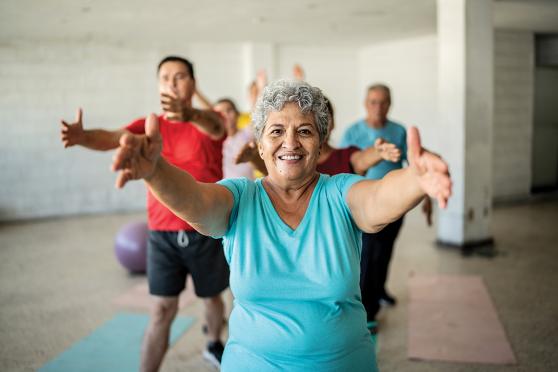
[341,84,431,332]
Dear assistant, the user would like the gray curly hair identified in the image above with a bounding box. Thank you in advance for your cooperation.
[252,79,329,144]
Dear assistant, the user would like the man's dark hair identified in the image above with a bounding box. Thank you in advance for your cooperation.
[157,56,195,79]
[215,98,239,114]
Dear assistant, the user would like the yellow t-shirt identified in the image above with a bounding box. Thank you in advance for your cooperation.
[237,112,252,130]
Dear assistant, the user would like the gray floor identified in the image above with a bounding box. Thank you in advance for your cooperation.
[1,200,557,371]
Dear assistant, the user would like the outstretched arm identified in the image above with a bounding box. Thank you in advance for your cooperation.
[350,138,402,175]
[111,114,233,237]
[60,108,126,151]
[161,90,224,140]
[193,87,213,110]
[347,127,451,233]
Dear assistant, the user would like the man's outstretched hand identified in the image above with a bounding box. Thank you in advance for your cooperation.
[407,127,452,209]
[60,108,84,148]
[112,114,162,189]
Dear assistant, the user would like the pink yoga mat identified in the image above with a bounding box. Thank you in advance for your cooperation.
[113,277,197,311]
[408,274,516,365]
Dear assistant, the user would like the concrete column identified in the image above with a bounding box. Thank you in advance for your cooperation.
[436,0,494,246]
[241,42,277,110]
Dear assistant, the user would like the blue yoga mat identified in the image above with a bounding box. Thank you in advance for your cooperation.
[39,312,194,372]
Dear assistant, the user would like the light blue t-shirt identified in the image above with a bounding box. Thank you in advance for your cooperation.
[217,174,377,372]
[340,119,407,180]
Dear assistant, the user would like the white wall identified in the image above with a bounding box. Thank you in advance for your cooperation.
[276,44,360,146]
[0,31,539,220]
[0,39,361,221]
[357,31,537,204]
[493,30,534,201]
[357,35,439,151]
[0,40,245,221]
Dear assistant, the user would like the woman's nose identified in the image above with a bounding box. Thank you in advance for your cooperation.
[282,130,299,149]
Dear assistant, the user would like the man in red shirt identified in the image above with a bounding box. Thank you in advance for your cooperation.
[60,56,228,371]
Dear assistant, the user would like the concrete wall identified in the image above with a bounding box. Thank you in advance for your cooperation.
[0,39,361,221]
[493,30,534,201]
[276,44,360,146]
[0,40,246,221]
[357,35,439,151]
[0,31,538,220]
[532,67,558,188]
[358,31,536,203]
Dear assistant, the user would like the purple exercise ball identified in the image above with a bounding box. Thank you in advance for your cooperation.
[114,221,148,273]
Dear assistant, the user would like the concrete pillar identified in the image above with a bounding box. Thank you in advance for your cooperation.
[436,0,494,246]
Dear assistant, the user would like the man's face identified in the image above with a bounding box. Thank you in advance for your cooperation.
[365,89,390,124]
[158,61,195,103]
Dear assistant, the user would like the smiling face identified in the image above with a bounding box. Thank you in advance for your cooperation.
[258,102,321,185]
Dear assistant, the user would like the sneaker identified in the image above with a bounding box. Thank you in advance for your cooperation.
[203,340,224,368]
[379,293,397,307]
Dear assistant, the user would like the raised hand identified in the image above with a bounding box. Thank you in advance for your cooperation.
[292,64,305,81]
[112,114,163,189]
[407,127,452,208]
[60,108,84,148]
[160,88,185,121]
[256,69,268,93]
[374,138,401,162]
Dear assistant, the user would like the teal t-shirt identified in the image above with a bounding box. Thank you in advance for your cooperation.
[340,119,407,180]
[217,173,377,372]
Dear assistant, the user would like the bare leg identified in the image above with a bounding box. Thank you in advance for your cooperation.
[204,294,225,342]
[140,296,179,372]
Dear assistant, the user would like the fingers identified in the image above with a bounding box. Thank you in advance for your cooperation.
[145,113,160,142]
[423,151,449,174]
[160,92,178,101]
[112,133,135,171]
[407,126,422,162]
[374,138,384,147]
[235,141,256,164]
[434,175,452,209]
[293,64,305,81]
[115,169,133,189]
[76,107,83,124]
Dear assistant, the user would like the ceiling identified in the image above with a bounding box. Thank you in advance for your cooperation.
[1,0,557,46]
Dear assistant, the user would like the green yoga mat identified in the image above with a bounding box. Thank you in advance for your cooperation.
[39,312,194,372]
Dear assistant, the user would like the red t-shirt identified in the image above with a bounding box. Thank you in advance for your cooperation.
[316,146,359,175]
[126,115,224,231]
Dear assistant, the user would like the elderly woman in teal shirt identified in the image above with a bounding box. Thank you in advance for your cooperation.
[111,80,452,371]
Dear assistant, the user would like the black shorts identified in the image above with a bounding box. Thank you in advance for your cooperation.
[147,230,229,298]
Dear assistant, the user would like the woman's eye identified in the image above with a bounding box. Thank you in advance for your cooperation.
[299,129,311,135]
[270,129,282,135]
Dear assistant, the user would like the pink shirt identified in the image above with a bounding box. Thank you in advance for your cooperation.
[223,127,255,179]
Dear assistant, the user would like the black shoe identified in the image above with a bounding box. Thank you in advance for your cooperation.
[379,293,397,307]
[203,340,224,368]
